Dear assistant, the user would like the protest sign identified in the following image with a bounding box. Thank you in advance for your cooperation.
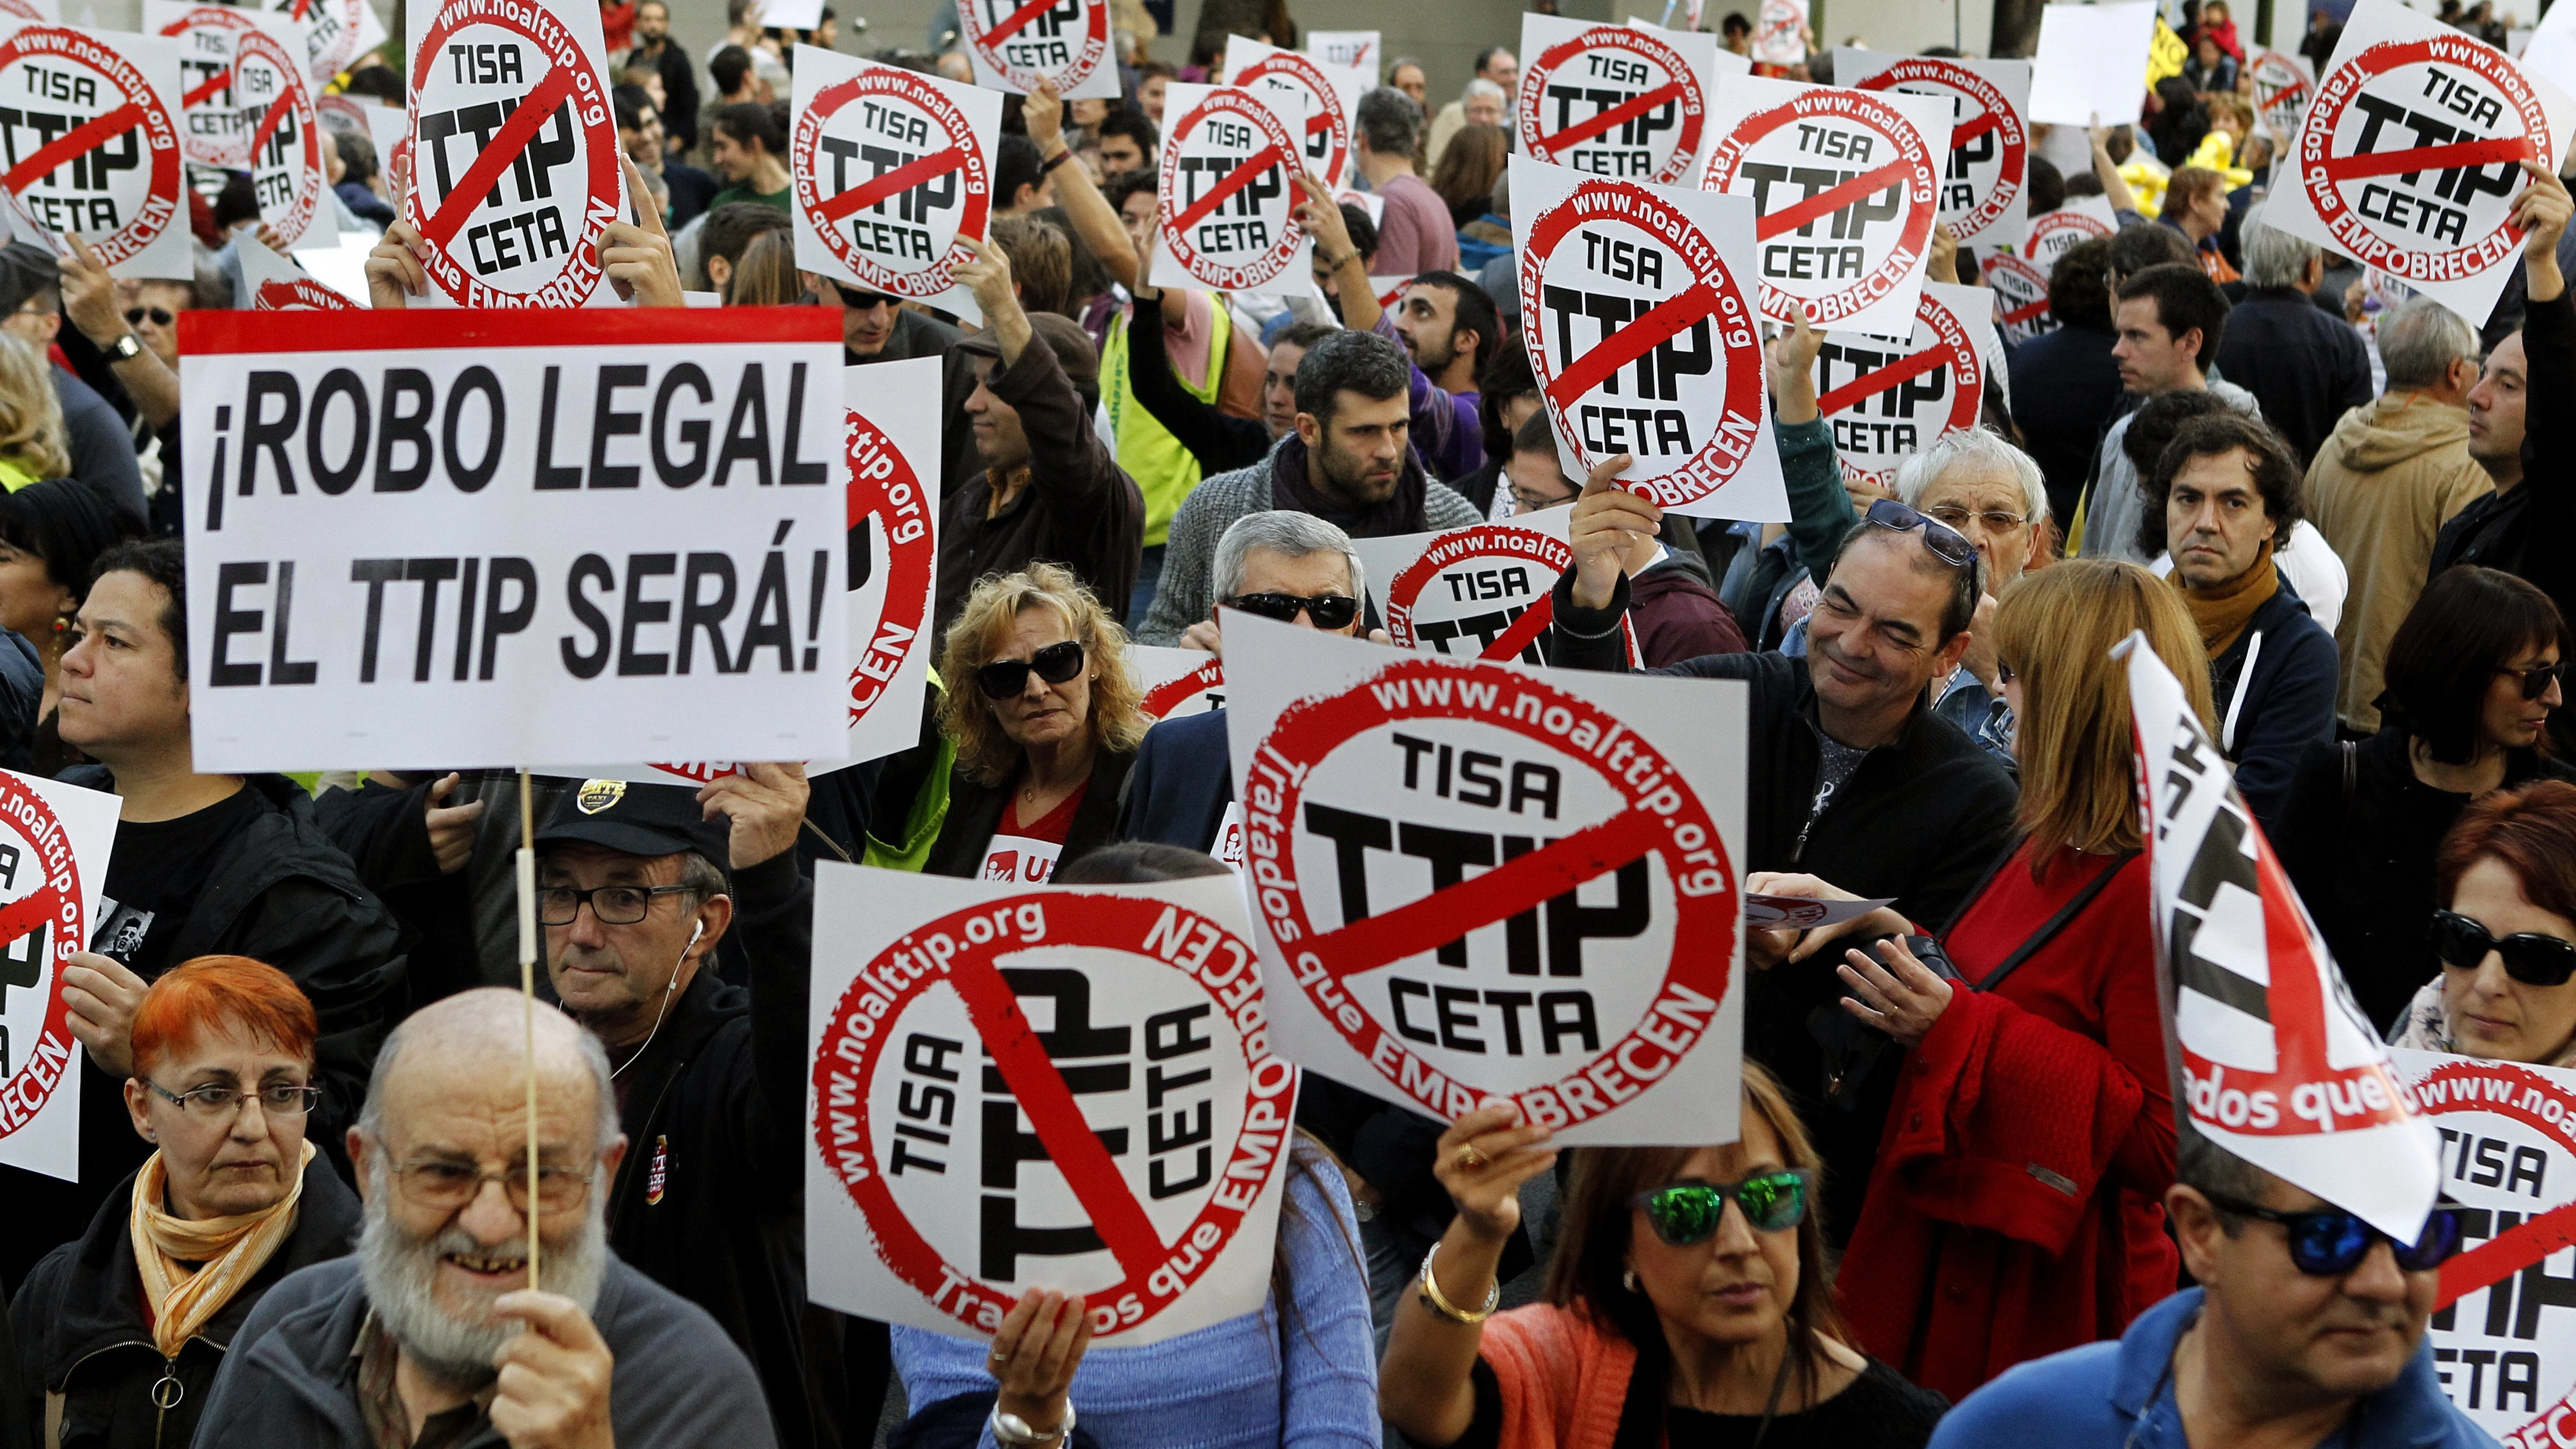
[0,770,117,1185]
[953,0,1119,101]
[0,22,188,280]
[1224,36,1366,193]
[2251,47,2318,138]
[269,0,384,85]
[0,0,54,19]
[806,867,1297,1343]
[1225,613,1745,1143]
[2529,0,2576,99]
[1351,508,1639,666]
[239,230,359,309]
[1515,14,1717,186]
[1306,30,1377,73]
[158,3,325,248]
[2149,17,2191,86]
[2025,193,2119,267]
[2125,632,2439,1241]
[2389,1049,2576,1444]
[1133,645,1225,720]
[1700,75,1950,339]
[790,48,998,323]
[175,308,850,774]
[1753,0,1806,66]
[314,88,369,138]
[1840,49,2034,251]
[1512,155,1788,522]
[2265,0,2572,325]
[146,1,292,169]
[1148,83,1309,295]
[1980,248,2055,343]
[2028,1,2157,125]
[760,0,826,32]
[1814,280,1994,491]
[402,0,625,308]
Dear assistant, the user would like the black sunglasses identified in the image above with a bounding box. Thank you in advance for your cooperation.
[2203,1192,2467,1276]
[1225,592,1359,630]
[124,306,174,327]
[2431,908,2576,987]
[2500,660,2568,701]
[828,280,898,309]
[975,640,1084,700]
[1862,497,1980,587]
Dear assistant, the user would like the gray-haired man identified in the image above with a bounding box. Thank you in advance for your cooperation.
[2211,217,2373,468]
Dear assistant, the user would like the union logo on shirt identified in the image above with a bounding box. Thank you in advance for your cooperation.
[646,1134,669,1206]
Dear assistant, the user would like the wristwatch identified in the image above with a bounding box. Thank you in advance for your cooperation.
[990,1402,1074,1446]
[105,332,143,362]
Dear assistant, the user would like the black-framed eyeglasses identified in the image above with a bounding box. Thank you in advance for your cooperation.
[975,640,1084,700]
[388,1155,598,1214]
[2202,1192,2467,1276]
[123,306,175,327]
[1862,497,1980,587]
[1631,1170,1814,1244]
[537,883,700,927]
[1921,504,2029,534]
[2431,908,2576,986]
[146,1079,322,1120]
[1225,592,1360,630]
[2499,660,2568,701]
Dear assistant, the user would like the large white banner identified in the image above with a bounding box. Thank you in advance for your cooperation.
[1224,612,1745,1144]
[806,867,1296,1345]
[2028,0,2157,125]
[1515,14,1723,187]
[0,21,189,280]
[1814,279,1996,492]
[953,0,1119,100]
[790,47,998,324]
[176,309,850,773]
[0,770,116,1185]
[1148,82,1311,296]
[1224,36,1366,194]
[1838,50,2033,253]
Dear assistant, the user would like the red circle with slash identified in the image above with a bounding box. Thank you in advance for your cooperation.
[1517,177,1765,510]
[402,1,620,307]
[1232,49,1352,190]
[792,67,991,299]
[1242,656,1735,1129]
[0,26,183,269]
[1854,56,2025,245]
[2026,205,2112,267]
[1142,658,1225,720]
[810,891,1295,1339]
[153,4,267,167]
[1979,251,2053,343]
[1385,525,1572,655]
[1819,288,1983,490]
[2301,37,2549,284]
[2250,49,2313,137]
[1515,26,1707,186]
[1703,86,1940,329]
[0,773,88,1140]
[1158,88,1305,291]
[230,25,325,248]
[957,0,1111,96]
[844,405,935,729]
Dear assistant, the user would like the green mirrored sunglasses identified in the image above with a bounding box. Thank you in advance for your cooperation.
[1632,1171,1814,1244]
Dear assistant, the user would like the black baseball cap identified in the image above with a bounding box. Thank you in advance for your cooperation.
[535,777,731,864]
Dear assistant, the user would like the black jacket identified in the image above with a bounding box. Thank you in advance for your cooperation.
[11,1153,360,1449]
[924,749,1135,879]
[311,777,479,1013]
[2212,287,2374,468]
[2006,322,2125,524]
[2208,580,2341,832]
[1118,709,1231,857]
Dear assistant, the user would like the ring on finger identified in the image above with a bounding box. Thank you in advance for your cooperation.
[1456,1144,1489,1172]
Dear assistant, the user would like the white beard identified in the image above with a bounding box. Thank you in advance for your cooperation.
[357,1161,611,1391]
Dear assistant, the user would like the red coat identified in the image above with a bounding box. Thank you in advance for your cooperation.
[1835,843,2179,1403]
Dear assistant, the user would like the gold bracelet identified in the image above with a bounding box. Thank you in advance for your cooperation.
[1416,1242,1499,1324]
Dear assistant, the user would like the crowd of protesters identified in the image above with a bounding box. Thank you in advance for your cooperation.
[0,2,2562,1447]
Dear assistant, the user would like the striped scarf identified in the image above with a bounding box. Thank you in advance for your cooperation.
[127,1139,313,1359]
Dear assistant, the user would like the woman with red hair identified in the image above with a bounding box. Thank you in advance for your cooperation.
[8,955,360,1449]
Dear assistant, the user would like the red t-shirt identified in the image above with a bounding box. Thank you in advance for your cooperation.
[979,779,1090,883]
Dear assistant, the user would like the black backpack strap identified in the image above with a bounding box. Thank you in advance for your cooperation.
[1971,850,2141,994]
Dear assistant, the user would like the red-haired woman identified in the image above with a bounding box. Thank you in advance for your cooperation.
[2396,779,2576,1065]
[8,956,360,1449]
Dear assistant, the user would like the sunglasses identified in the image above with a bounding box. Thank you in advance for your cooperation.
[1862,498,1981,585]
[2499,660,2568,701]
[123,306,175,327]
[1631,1170,1814,1244]
[975,640,1084,700]
[2202,1193,2467,1276]
[828,280,898,310]
[1225,592,1359,630]
[2431,908,2576,987]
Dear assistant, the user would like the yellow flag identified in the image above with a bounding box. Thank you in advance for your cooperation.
[2147,18,2189,86]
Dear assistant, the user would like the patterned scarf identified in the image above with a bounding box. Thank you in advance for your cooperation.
[128,1139,314,1359]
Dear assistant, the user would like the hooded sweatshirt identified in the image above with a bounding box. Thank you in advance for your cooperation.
[2304,393,2493,731]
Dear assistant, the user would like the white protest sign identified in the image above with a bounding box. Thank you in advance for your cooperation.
[790,48,998,324]
[0,22,188,280]
[806,868,1296,1343]
[1625,15,1754,79]
[1981,248,2056,343]
[2263,0,2572,326]
[760,0,826,33]
[1224,611,1744,1142]
[2530,0,2576,97]
[239,230,359,309]
[1306,30,1378,73]
[0,770,116,1185]
[1753,0,1807,65]
[187,6,328,248]
[953,0,1119,100]
[1516,14,1718,187]
[0,0,56,19]
[145,2,295,168]
[1132,645,1226,721]
[314,88,370,138]
[2026,193,2119,266]
[2126,632,2438,1241]
[1513,154,1787,522]
[269,0,385,85]
[1699,74,1950,340]
[1225,36,1367,193]
[1351,507,1640,666]
[2251,47,2318,138]
[402,0,626,308]
[175,308,850,773]
[1840,49,2034,251]
[2390,1050,2576,1443]
[1814,280,1993,491]
[2028,0,2158,125]
[1148,83,1310,296]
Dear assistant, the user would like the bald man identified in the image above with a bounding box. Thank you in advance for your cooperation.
[194,989,776,1449]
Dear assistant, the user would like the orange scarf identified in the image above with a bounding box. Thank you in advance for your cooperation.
[2173,539,2277,658]
[128,1140,313,1359]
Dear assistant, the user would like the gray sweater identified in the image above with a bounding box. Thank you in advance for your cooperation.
[192,1254,777,1449]
[1136,436,1482,645]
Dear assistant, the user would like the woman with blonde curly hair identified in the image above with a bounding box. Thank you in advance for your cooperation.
[925,560,1150,880]
[0,331,69,489]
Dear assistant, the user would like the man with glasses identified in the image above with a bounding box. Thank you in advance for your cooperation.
[194,989,778,1448]
[1502,411,1743,665]
[1928,1125,2486,1448]
[1890,427,2052,760]
[815,272,962,364]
